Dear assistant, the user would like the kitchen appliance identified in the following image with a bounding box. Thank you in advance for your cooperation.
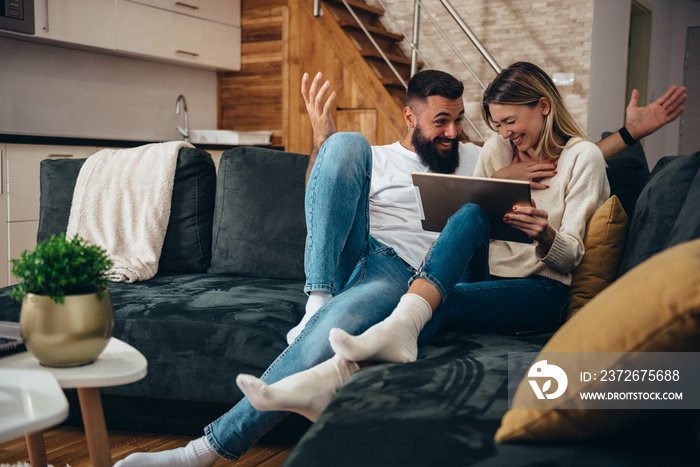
[0,0,34,35]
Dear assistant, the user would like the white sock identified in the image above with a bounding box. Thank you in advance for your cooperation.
[236,355,359,422]
[114,436,219,467]
[286,290,332,344]
[329,293,432,363]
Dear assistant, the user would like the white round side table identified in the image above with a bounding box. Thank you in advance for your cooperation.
[1,337,148,467]
[0,368,69,441]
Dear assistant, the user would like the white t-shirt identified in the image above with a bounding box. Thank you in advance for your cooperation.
[369,141,481,269]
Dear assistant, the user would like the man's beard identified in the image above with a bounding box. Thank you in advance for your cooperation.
[412,126,460,174]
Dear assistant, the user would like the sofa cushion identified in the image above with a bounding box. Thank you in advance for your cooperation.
[603,135,649,218]
[285,331,552,467]
[566,195,628,319]
[208,147,309,281]
[285,328,698,466]
[105,273,306,402]
[37,147,216,273]
[0,272,306,403]
[37,157,85,240]
[605,154,649,218]
[617,152,700,277]
[495,237,700,443]
[159,148,216,272]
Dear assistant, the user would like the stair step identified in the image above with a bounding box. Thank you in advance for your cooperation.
[378,76,406,87]
[338,19,403,42]
[323,0,385,17]
[360,48,421,67]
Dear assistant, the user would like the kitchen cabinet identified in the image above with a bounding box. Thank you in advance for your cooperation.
[33,0,117,50]
[6,0,240,71]
[3,144,98,286]
[116,0,240,70]
[125,0,240,26]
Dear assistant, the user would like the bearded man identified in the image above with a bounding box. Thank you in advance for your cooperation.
[285,69,480,344]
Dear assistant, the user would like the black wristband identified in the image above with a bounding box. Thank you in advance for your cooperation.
[618,126,637,146]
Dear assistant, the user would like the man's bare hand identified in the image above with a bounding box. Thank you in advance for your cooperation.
[625,85,687,140]
[301,72,337,150]
[492,161,557,190]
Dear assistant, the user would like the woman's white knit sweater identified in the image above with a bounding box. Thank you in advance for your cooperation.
[474,135,610,286]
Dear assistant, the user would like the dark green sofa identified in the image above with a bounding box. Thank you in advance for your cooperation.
[0,145,698,465]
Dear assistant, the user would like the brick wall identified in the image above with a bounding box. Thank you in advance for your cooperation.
[367,0,595,142]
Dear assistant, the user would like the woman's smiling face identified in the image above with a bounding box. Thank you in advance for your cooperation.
[488,98,550,153]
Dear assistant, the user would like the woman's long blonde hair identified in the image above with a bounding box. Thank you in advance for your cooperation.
[481,62,588,160]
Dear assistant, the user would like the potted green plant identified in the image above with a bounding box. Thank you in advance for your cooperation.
[11,233,115,367]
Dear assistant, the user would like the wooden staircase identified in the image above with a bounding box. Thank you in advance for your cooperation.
[217,0,423,154]
[322,0,421,108]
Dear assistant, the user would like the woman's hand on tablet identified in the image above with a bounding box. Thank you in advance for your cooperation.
[503,200,555,253]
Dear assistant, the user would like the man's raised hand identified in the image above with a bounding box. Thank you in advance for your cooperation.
[301,72,337,151]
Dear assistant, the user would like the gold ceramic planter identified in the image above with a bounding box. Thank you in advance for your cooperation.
[19,290,114,367]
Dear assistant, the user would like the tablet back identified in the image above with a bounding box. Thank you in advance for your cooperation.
[412,172,532,243]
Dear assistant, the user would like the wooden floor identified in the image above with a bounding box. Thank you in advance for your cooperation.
[0,426,293,466]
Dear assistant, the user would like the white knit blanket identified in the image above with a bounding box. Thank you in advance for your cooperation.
[67,141,192,283]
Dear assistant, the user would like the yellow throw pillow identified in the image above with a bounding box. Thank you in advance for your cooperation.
[495,237,700,443]
[567,196,628,320]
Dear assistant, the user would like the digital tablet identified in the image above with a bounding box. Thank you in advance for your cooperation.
[412,172,532,243]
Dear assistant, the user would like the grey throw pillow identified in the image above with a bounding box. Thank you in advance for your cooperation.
[207,147,309,281]
[37,147,216,273]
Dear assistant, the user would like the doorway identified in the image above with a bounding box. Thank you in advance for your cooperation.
[681,27,700,155]
[626,2,652,110]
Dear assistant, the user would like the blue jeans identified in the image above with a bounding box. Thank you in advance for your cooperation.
[204,133,416,460]
[415,203,569,346]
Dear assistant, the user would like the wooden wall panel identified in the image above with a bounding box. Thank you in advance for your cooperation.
[217,1,287,147]
[337,109,378,145]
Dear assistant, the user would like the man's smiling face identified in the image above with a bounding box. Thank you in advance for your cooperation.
[408,95,464,174]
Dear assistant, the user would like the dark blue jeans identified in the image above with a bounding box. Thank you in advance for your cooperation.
[415,204,569,346]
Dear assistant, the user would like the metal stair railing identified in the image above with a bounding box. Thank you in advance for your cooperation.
[312,0,501,142]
